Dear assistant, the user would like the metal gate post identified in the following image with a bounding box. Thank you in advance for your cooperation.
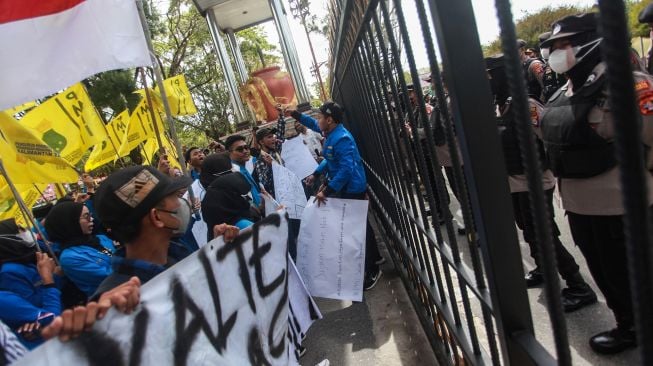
[427,0,552,364]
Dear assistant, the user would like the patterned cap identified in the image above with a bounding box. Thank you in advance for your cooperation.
[94,166,191,231]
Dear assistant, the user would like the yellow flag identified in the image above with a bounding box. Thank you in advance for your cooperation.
[162,75,197,116]
[0,112,79,184]
[4,101,37,115]
[20,83,107,165]
[85,110,129,171]
[140,138,158,165]
[140,135,181,171]
[0,180,45,226]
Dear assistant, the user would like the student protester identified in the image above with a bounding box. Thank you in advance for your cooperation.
[287,102,384,290]
[294,121,324,162]
[92,166,192,296]
[44,202,115,305]
[184,147,205,181]
[201,153,261,236]
[0,228,60,349]
[226,135,262,209]
[0,276,141,364]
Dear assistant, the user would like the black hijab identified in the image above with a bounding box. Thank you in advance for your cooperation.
[200,152,233,189]
[0,218,19,235]
[44,201,98,250]
[202,172,260,238]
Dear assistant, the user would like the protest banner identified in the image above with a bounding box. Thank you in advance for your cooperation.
[296,198,369,302]
[162,75,198,116]
[16,213,299,366]
[287,258,322,358]
[272,163,308,220]
[280,137,318,179]
[85,110,129,171]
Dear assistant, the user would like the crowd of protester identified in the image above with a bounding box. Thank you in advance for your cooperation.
[3,4,653,363]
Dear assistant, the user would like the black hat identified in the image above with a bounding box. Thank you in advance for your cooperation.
[639,3,653,24]
[540,13,598,48]
[94,166,191,231]
[538,31,552,44]
[484,54,504,71]
[517,39,527,48]
[255,127,277,141]
[319,101,343,123]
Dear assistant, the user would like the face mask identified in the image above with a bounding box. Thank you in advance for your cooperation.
[541,48,550,60]
[161,198,191,236]
[548,38,602,74]
[18,230,36,244]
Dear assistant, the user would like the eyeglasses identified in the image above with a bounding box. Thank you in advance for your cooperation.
[232,146,250,153]
[80,212,92,222]
[212,169,233,178]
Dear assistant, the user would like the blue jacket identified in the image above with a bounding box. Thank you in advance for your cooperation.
[0,263,61,349]
[58,235,115,297]
[92,250,167,298]
[299,114,367,194]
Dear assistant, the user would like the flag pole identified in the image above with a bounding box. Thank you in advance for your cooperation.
[0,159,59,263]
[138,67,165,154]
[136,0,199,217]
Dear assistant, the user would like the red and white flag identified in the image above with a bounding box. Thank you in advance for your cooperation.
[0,0,151,110]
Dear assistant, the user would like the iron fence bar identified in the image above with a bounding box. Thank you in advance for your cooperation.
[492,1,571,363]
[357,35,450,330]
[424,0,555,364]
[597,1,653,363]
[367,186,492,365]
[377,0,468,330]
[356,39,442,293]
[390,0,489,357]
[356,30,424,281]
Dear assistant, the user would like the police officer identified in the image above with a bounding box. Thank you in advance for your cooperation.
[518,39,545,101]
[539,32,568,103]
[485,54,596,312]
[540,12,653,354]
[287,102,384,290]
[639,2,653,74]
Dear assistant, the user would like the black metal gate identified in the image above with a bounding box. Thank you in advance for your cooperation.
[328,0,653,364]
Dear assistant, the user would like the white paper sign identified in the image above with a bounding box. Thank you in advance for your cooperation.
[272,163,308,220]
[281,137,318,179]
[296,198,369,302]
[185,179,208,247]
[287,256,322,359]
[17,214,293,366]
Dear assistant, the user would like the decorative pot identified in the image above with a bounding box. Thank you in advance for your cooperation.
[240,66,297,122]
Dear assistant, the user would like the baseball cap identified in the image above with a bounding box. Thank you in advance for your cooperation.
[255,127,277,141]
[94,166,191,231]
[484,54,504,71]
[319,101,344,123]
[517,39,527,48]
[639,3,653,24]
[540,13,598,48]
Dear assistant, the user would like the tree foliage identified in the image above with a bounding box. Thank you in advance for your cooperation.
[237,27,282,73]
[627,0,651,38]
[482,5,590,56]
[83,70,140,121]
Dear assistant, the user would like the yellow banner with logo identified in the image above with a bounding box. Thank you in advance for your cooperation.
[162,75,197,116]
[3,101,37,116]
[85,110,129,171]
[0,180,45,227]
[20,83,107,165]
[141,134,182,171]
[0,112,79,184]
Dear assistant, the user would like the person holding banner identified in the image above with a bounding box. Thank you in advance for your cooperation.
[91,166,192,296]
[287,102,384,290]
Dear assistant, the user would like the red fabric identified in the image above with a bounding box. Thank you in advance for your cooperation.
[0,0,84,24]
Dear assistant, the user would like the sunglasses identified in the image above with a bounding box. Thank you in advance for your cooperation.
[232,146,250,153]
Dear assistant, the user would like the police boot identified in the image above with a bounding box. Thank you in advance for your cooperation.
[561,272,597,313]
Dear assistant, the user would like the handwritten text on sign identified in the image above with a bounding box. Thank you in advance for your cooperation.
[296,198,368,302]
[17,214,293,366]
